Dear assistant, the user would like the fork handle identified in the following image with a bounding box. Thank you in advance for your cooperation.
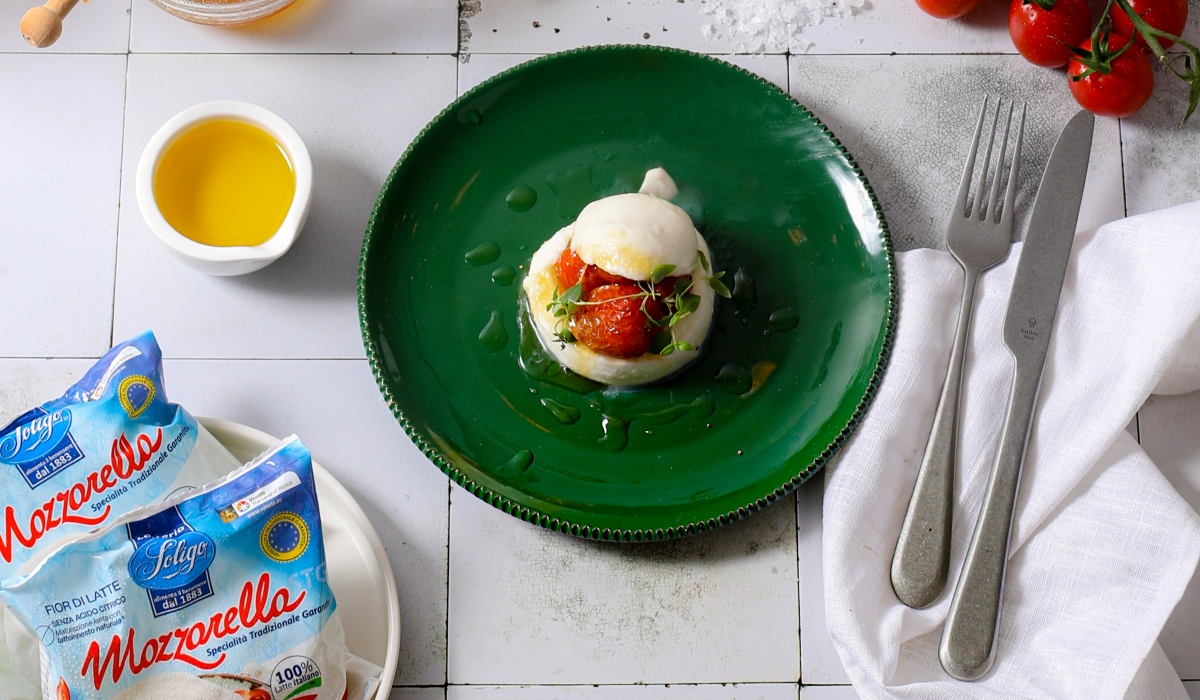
[939,360,1039,680]
[891,268,978,609]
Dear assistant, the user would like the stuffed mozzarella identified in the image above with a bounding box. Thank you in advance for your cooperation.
[522,168,725,387]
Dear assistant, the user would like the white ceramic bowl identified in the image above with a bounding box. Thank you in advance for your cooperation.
[136,100,313,276]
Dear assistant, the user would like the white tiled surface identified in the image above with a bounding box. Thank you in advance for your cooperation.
[459,0,1012,55]
[130,0,457,53]
[5,1,1200,697]
[0,0,131,53]
[447,483,799,685]
[0,55,126,358]
[113,54,456,359]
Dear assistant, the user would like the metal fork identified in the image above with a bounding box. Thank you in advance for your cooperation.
[891,97,1025,609]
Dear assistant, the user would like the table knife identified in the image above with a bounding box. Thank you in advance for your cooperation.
[939,109,1095,681]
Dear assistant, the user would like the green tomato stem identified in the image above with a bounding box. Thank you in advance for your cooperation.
[1105,0,1200,122]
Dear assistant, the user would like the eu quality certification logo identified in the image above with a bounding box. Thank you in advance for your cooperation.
[260,512,309,562]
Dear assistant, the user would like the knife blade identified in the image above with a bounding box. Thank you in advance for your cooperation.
[939,109,1095,682]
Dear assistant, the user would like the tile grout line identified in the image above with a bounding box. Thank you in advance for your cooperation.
[0,50,1024,57]
[108,50,133,348]
[392,681,818,688]
[441,41,464,694]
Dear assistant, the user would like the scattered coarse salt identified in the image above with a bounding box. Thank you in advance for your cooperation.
[698,0,867,53]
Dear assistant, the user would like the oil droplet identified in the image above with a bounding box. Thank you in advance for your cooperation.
[491,265,517,286]
[769,308,799,332]
[645,430,654,435]
[737,450,744,456]
[479,311,509,352]
[506,185,537,212]
[465,240,501,266]
[599,414,628,452]
[540,398,581,425]
[715,363,752,395]
[505,449,533,473]
[464,108,482,124]
[590,394,714,452]
[763,329,773,337]
[811,321,843,390]
[732,267,757,319]
[749,361,778,396]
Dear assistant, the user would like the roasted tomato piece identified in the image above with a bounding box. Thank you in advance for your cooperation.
[581,264,630,293]
[570,283,665,358]
[555,247,587,289]
[655,275,691,298]
[556,246,647,295]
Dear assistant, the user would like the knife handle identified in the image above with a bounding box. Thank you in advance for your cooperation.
[939,361,1040,680]
[891,270,979,609]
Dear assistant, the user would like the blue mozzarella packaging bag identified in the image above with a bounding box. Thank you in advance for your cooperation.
[0,436,347,700]
[0,332,243,699]
[0,331,239,578]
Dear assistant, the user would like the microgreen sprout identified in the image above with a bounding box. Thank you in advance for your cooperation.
[547,249,732,355]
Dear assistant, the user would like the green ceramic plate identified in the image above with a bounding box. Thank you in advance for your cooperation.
[359,45,894,541]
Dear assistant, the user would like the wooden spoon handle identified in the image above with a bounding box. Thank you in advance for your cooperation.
[20,0,80,48]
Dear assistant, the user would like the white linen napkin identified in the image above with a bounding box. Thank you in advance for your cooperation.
[823,201,1200,699]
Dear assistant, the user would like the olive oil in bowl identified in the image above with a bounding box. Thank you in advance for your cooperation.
[153,119,296,247]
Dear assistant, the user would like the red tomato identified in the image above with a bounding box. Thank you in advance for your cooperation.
[1068,34,1155,117]
[581,264,629,292]
[1009,0,1093,67]
[555,247,586,289]
[555,247,635,294]
[570,283,665,358]
[915,0,984,19]
[654,275,690,299]
[1112,0,1188,49]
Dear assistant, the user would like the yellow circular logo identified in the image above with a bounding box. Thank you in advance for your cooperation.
[260,512,310,562]
[117,375,156,419]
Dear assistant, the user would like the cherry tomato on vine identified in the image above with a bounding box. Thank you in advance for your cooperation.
[1009,0,1093,67]
[915,0,983,20]
[1068,33,1155,117]
[1111,0,1189,49]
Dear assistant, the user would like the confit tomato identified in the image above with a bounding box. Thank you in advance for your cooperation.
[569,283,665,359]
[1112,0,1188,49]
[1009,0,1092,67]
[1068,34,1155,117]
[915,0,984,20]
[555,247,630,294]
[555,247,587,289]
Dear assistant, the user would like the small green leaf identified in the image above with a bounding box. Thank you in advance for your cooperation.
[650,264,677,284]
[680,293,701,314]
[558,330,576,343]
[673,277,692,295]
[709,277,732,298]
[676,342,695,352]
[563,282,584,303]
[658,344,676,356]
[651,331,672,354]
[697,249,710,273]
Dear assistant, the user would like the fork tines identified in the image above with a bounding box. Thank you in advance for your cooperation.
[956,97,1026,225]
